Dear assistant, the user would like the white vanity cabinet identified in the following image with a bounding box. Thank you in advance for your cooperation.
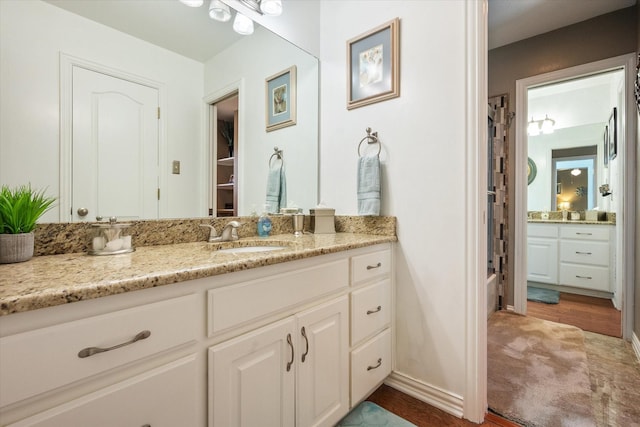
[0,242,394,427]
[527,223,559,284]
[527,222,613,294]
[209,296,349,427]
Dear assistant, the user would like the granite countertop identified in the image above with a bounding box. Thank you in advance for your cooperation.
[527,219,615,225]
[0,233,396,316]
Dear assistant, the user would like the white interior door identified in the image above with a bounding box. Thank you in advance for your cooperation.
[72,66,159,222]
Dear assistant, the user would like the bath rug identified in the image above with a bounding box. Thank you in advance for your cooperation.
[336,401,417,427]
[527,286,559,304]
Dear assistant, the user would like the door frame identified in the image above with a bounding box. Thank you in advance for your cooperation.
[202,79,245,217]
[513,53,637,339]
[59,53,166,221]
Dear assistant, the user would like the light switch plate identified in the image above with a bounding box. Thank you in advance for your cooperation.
[172,160,180,174]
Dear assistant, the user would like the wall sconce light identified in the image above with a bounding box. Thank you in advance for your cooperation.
[570,168,582,176]
[527,115,556,136]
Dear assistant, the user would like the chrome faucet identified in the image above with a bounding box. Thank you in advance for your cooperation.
[200,221,243,242]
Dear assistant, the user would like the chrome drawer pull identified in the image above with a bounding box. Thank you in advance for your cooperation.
[286,333,294,372]
[576,275,592,280]
[576,232,593,235]
[366,306,382,315]
[575,251,592,255]
[367,358,382,371]
[78,330,151,359]
[301,327,309,363]
[366,262,382,270]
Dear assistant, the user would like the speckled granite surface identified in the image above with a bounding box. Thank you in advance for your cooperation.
[1,215,396,316]
[527,219,615,225]
[527,211,615,224]
[33,215,396,256]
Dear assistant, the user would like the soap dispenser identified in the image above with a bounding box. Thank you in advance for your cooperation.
[257,205,272,237]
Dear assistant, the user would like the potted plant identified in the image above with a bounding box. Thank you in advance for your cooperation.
[0,184,55,264]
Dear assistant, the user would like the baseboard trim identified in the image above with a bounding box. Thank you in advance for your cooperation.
[384,371,464,418]
[632,332,640,362]
[505,305,515,312]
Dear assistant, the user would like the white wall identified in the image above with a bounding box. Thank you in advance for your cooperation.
[0,0,204,221]
[319,0,470,405]
[204,27,319,214]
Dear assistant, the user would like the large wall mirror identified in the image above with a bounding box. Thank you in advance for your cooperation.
[526,70,624,213]
[0,0,318,222]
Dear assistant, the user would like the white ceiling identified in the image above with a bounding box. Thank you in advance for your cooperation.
[488,0,637,50]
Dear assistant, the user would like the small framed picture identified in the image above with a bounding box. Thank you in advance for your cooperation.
[608,107,617,161]
[347,18,400,110]
[603,125,609,168]
[265,65,296,132]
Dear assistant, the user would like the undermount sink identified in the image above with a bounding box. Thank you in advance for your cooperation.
[216,246,288,254]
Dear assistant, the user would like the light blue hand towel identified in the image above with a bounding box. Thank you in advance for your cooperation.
[265,163,287,213]
[357,155,380,216]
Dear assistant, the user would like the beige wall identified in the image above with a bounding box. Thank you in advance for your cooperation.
[488,6,637,307]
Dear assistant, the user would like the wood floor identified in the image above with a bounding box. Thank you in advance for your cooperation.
[367,384,520,427]
[527,292,621,337]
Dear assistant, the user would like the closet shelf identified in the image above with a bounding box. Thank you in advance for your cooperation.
[217,157,234,167]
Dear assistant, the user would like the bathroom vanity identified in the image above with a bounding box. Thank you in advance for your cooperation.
[527,220,614,295]
[0,233,395,426]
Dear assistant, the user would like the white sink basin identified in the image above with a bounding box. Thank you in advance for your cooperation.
[216,245,288,254]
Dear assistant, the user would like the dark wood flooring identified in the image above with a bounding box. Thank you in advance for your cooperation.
[367,384,520,427]
[527,292,621,337]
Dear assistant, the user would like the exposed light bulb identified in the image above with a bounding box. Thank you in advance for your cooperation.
[179,0,204,7]
[260,0,282,16]
[541,115,555,134]
[209,0,231,21]
[233,12,254,35]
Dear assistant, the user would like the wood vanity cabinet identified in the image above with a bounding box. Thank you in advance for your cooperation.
[0,243,394,427]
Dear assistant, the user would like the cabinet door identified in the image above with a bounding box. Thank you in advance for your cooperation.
[296,296,349,427]
[527,237,558,284]
[209,317,295,427]
[9,355,197,427]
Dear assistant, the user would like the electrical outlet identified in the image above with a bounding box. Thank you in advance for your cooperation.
[172,160,180,174]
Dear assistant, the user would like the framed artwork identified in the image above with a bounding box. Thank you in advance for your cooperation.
[527,157,537,185]
[265,65,296,132]
[347,18,400,110]
[608,107,617,161]
[603,125,609,168]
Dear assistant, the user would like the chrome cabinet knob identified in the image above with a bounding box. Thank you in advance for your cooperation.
[77,207,89,217]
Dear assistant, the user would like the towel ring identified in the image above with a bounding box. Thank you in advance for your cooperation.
[269,146,284,167]
[357,127,381,157]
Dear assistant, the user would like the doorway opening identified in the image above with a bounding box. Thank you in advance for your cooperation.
[209,93,239,217]
[514,54,636,340]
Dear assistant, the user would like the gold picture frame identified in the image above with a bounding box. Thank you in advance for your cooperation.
[265,65,297,132]
[347,18,400,110]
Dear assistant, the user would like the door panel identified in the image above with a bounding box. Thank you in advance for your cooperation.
[72,66,158,221]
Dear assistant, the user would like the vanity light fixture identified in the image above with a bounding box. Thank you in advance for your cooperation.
[179,0,204,6]
[184,0,283,35]
[527,114,556,136]
[209,0,231,21]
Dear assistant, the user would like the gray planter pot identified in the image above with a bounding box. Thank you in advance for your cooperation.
[0,233,35,264]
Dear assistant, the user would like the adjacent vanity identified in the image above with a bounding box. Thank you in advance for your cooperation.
[527,217,615,296]
[0,220,396,427]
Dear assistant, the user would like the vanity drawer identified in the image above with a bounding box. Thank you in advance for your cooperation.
[208,258,348,336]
[351,279,391,346]
[350,328,391,405]
[351,249,391,286]
[527,223,558,238]
[0,294,197,408]
[560,240,609,267]
[8,355,197,427]
[559,264,610,291]
[560,226,609,241]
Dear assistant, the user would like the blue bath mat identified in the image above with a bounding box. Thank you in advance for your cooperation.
[336,401,417,426]
[527,286,560,304]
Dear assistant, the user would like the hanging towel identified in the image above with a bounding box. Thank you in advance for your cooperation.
[265,163,287,213]
[357,154,380,216]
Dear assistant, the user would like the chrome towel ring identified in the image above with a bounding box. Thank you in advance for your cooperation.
[357,127,381,157]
